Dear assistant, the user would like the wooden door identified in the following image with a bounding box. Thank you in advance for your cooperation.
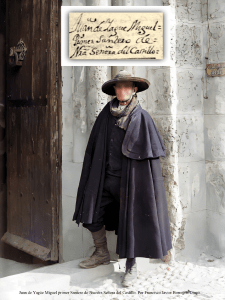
[1,0,62,261]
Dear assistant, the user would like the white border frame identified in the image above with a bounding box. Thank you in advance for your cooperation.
[61,6,171,66]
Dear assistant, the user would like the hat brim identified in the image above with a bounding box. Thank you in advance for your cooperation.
[102,77,150,96]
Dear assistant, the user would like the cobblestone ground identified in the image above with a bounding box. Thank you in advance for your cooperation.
[65,253,225,300]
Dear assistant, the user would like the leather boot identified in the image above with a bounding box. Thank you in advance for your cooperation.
[79,226,110,269]
[122,258,137,287]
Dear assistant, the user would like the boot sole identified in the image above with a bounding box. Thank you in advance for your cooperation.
[79,260,110,269]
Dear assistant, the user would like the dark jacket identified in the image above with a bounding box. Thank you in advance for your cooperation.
[73,100,172,259]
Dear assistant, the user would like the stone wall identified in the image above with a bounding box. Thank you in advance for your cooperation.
[167,0,207,261]
[61,0,225,263]
[205,1,225,258]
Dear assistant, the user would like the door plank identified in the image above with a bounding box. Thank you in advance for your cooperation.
[1,232,51,260]
[2,0,62,261]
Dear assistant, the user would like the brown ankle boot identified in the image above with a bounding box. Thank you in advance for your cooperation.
[79,226,110,269]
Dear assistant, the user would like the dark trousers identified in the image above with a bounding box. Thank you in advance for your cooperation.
[83,173,121,232]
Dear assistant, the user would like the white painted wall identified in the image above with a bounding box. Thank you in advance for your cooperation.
[61,0,225,263]
[61,65,112,262]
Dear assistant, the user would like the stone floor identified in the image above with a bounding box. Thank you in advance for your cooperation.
[0,253,225,300]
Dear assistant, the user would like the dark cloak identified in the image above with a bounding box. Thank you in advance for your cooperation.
[73,99,172,259]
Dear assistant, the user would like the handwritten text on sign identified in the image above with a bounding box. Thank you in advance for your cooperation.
[69,13,163,60]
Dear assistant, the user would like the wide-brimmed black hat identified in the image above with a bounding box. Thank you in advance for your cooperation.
[102,70,150,96]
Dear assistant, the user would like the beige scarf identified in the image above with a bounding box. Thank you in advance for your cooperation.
[110,94,139,130]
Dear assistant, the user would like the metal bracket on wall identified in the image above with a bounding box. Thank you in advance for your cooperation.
[9,39,27,67]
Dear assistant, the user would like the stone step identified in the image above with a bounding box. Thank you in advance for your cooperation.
[0,258,116,299]
[0,257,162,300]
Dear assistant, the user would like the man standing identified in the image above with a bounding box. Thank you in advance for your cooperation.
[73,70,172,287]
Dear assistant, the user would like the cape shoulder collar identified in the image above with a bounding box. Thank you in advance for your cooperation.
[122,105,167,160]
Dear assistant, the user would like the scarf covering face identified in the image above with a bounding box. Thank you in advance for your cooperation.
[109,94,139,130]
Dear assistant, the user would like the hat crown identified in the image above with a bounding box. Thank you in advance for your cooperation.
[114,70,132,79]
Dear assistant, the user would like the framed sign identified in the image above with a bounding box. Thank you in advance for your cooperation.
[206,63,225,77]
